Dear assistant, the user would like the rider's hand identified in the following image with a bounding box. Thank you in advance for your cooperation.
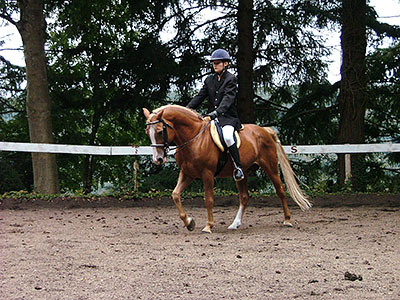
[205,110,218,120]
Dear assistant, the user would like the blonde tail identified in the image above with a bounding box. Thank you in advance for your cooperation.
[264,127,312,211]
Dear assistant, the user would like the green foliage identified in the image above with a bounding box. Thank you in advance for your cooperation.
[45,0,178,191]
[0,56,32,193]
[366,43,400,143]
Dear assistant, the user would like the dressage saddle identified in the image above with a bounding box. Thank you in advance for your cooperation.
[210,120,241,152]
[210,120,242,176]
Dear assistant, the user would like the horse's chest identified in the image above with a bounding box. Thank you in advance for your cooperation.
[176,155,207,177]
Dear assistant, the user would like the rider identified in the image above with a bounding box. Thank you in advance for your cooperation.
[187,49,245,181]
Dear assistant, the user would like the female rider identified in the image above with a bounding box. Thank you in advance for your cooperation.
[187,49,244,181]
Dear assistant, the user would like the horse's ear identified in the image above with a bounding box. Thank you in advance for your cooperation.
[143,108,150,120]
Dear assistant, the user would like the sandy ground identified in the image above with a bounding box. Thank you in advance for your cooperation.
[1,200,399,299]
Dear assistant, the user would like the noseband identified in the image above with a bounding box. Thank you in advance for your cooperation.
[146,117,211,156]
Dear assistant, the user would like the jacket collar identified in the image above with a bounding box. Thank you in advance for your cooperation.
[215,69,229,82]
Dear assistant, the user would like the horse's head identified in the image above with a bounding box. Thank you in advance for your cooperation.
[143,107,176,165]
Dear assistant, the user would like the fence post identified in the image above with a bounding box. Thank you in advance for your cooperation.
[345,153,351,182]
[133,160,139,191]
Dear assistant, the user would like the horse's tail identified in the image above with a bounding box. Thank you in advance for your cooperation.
[263,127,312,211]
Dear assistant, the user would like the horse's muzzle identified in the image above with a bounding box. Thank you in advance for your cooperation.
[154,156,167,165]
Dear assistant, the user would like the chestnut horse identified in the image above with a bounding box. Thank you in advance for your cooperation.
[143,105,311,233]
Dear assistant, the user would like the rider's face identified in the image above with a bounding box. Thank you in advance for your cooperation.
[212,60,228,74]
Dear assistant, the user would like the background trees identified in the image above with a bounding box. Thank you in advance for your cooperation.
[47,0,177,192]
[1,0,59,193]
[0,0,399,194]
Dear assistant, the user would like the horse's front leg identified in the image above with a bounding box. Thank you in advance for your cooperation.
[172,170,195,231]
[228,177,249,230]
[202,170,215,233]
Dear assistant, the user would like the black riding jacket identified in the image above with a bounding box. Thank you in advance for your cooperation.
[187,70,242,130]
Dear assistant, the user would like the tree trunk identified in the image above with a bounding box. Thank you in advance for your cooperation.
[17,0,59,194]
[337,0,367,189]
[236,0,255,124]
[83,154,95,194]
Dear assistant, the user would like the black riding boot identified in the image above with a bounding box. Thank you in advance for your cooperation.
[228,143,245,181]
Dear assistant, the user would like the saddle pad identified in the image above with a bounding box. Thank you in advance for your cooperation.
[210,120,241,152]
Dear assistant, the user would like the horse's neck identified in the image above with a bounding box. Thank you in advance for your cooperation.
[172,116,204,144]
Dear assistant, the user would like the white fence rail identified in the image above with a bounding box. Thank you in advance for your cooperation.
[2,142,399,183]
[1,141,400,155]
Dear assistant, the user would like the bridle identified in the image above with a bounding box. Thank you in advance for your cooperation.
[146,118,173,155]
[146,117,211,156]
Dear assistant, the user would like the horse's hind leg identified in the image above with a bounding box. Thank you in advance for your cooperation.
[260,158,293,227]
[173,170,195,231]
[228,177,249,230]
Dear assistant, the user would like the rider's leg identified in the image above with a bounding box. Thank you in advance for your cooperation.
[222,125,245,181]
[222,125,236,148]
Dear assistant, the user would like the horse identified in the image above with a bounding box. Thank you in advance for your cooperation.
[143,104,311,233]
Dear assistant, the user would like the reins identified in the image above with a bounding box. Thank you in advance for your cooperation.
[173,120,211,154]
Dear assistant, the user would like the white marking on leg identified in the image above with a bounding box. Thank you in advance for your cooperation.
[283,220,293,227]
[228,204,244,230]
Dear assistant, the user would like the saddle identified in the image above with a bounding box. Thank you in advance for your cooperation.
[210,120,241,152]
[210,120,242,176]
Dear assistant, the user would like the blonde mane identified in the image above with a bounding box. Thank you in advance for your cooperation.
[152,104,203,120]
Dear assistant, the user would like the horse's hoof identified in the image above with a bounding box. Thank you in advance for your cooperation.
[187,218,195,231]
[228,222,240,230]
[283,220,293,227]
[202,226,212,234]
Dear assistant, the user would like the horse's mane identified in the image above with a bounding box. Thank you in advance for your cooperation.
[152,104,203,120]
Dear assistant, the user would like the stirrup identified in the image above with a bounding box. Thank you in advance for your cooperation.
[233,167,245,181]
